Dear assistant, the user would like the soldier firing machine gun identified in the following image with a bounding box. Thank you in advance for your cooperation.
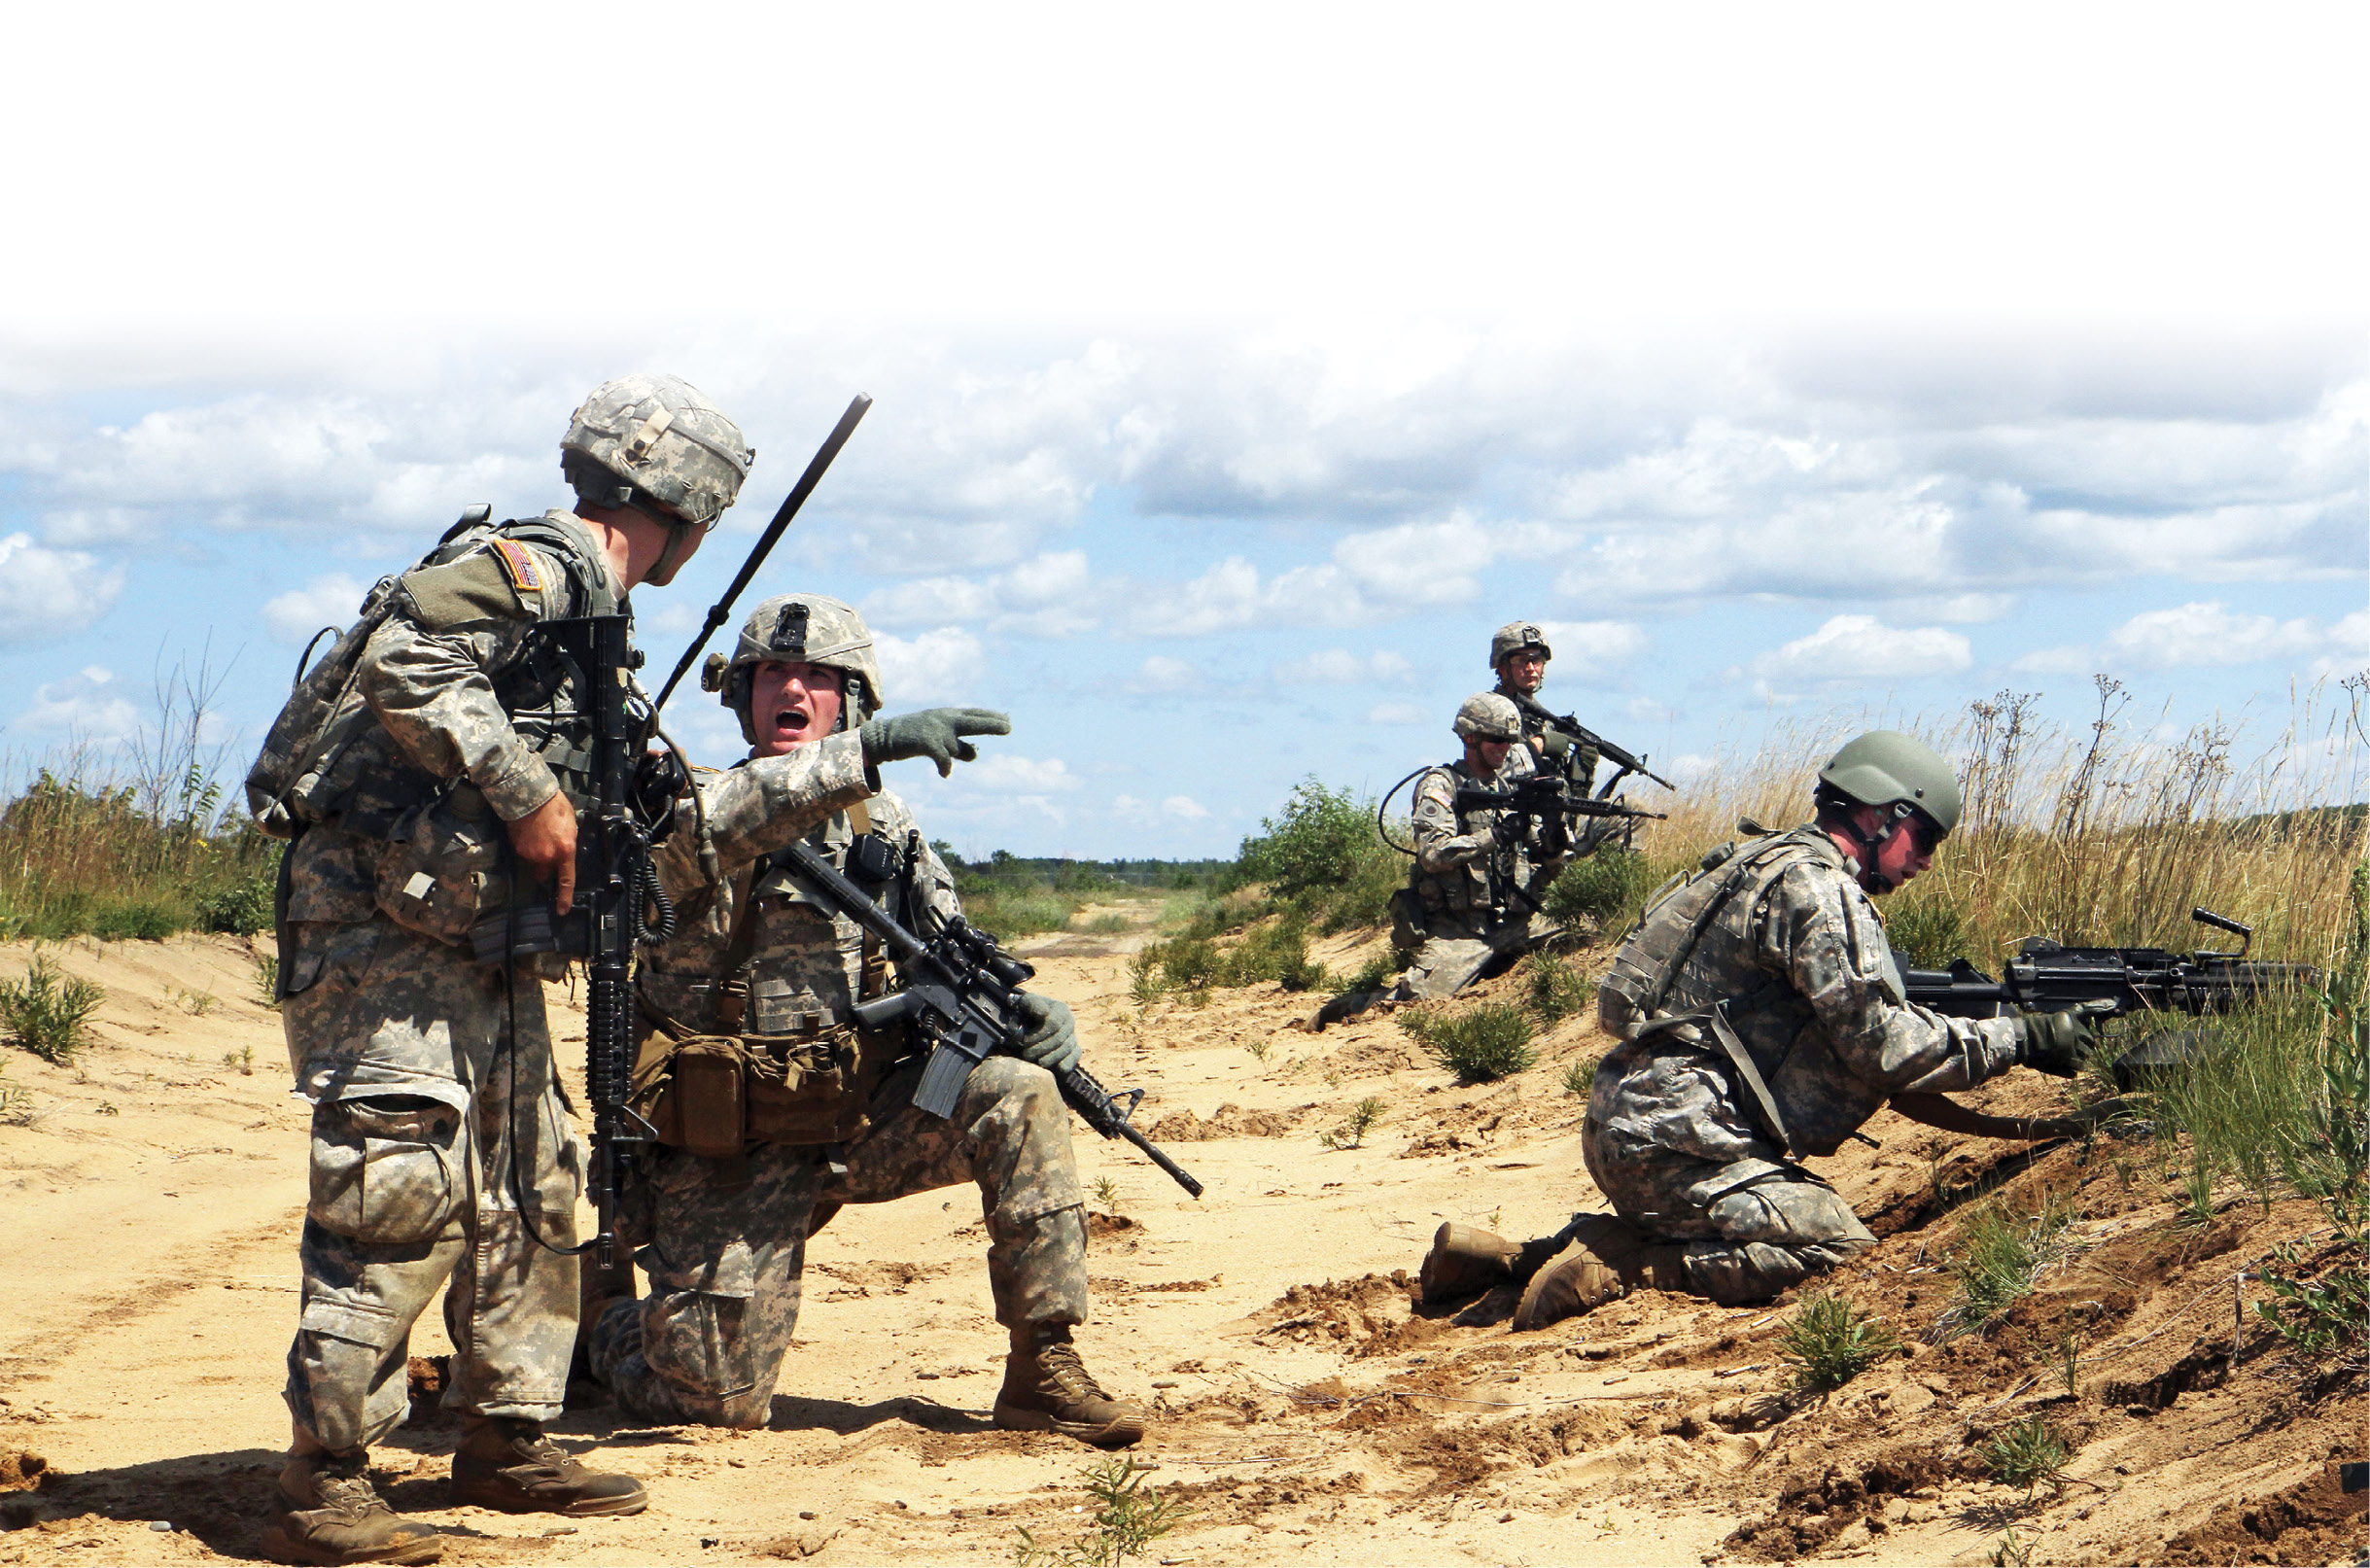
[774,838,1205,1200]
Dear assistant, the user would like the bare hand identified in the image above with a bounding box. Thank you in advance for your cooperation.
[506,792,578,914]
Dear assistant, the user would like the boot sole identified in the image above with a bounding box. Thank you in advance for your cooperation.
[448,1481,648,1517]
[992,1400,1145,1449]
[258,1523,443,1566]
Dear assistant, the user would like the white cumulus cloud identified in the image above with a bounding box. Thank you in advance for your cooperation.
[14,665,140,741]
[2024,601,2370,677]
[1126,655,1201,694]
[1755,614,1972,683]
[262,574,370,644]
[1272,648,1413,685]
[1366,701,1429,725]
[863,550,1102,640]
[960,754,1081,794]
[0,533,126,642]
[875,627,985,702]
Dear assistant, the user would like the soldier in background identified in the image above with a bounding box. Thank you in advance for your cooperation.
[252,377,765,1565]
[1416,731,2097,1324]
[1315,692,1566,1028]
[581,594,1148,1449]
[1489,621,1601,791]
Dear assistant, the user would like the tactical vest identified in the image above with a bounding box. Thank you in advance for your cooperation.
[631,800,910,1156]
[1597,824,1849,1157]
[1405,757,1532,922]
[245,511,621,839]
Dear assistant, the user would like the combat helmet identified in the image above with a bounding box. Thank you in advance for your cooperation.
[1452,692,1523,743]
[1489,621,1551,671]
[703,593,884,743]
[561,374,755,529]
[1815,730,1961,889]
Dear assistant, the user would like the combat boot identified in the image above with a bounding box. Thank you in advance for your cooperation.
[1418,1223,1522,1305]
[992,1323,1147,1448]
[1312,991,1383,1031]
[1510,1215,1691,1332]
[448,1417,646,1516]
[261,1449,443,1566]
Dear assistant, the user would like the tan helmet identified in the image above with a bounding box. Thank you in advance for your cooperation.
[561,374,754,529]
[703,592,884,742]
[1452,691,1523,743]
[1489,621,1552,671]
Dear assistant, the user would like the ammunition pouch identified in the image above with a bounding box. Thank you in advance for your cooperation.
[372,786,505,947]
[1389,884,1430,952]
[630,1011,905,1157]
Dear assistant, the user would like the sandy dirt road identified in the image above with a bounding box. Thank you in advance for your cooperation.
[0,918,2359,1566]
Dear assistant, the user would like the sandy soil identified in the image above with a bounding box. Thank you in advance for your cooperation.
[0,912,2360,1566]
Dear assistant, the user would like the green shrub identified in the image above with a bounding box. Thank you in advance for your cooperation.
[1014,1455,1190,1568]
[1399,1002,1537,1084]
[1944,1195,2072,1334]
[89,899,184,942]
[1318,1098,1384,1150]
[1974,1416,2069,1498]
[1337,951,1399,996]
[2254,1240,2369,1368]
[964,886,1078,939]
[0,958,106,1064]
[1236,779,1374,900]
[1217,919,1330,992]
[1522,952,1594,1025]
[1157,936,1220,992]
[1542,846,1663,933]
[1776,1292,1900,1394]
[1884,889,1973,970]
[1558,1057,1597,1098]
[197,869,277,935]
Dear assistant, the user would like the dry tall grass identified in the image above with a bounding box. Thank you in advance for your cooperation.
[1622,676,2367,971]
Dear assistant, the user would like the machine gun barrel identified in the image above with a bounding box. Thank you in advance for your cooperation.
[1902,908,2317,1022]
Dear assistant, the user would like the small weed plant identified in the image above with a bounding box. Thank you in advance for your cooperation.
[1398,1002,1537,1085]
[1541,846,1665,932]
[1338,951,1399,996]
[1775,1292,1901,1395]
[1318,1098,1384,1151]
[1975,1416,2069,1499]
[175,987,219,1017]
[2252,1240,2370,1369]
[1083,911,1132,934]
[222,1042,256,1075]
[1558,1057,1597,1098]
[1522,952,1594,1026]
[1012,1456,1191,1567]
[1943,1194,2074,1335]
[1987,1525,2036,1567]
[253,953,281,1009]
[0,1061,30,1125]
[0,958,106,1064]
[1090,1176,1121,1209]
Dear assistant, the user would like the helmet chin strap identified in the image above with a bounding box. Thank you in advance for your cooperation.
[646,516,695,583]
[1842,804,1917,894]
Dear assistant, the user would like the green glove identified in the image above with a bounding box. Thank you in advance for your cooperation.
[2015,1006,2100,1078]
[1015,993,1081,1075]
[858,708,1011,777]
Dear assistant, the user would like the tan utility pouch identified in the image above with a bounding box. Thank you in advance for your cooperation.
[632,1023,896,1155]
[372,786,505,947]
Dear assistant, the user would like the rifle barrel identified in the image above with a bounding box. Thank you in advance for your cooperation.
[649,393,873,717]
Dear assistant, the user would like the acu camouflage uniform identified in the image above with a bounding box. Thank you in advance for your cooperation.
[1394,746,1560,1001]
[1585,824,2022,1303]
[270,510,753,1454]
[588,780,1089,1429]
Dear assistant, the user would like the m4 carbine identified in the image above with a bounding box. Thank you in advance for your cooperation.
[773,838,1204,1199]
[1504,689,1674,793]
[1454,774,1666,861]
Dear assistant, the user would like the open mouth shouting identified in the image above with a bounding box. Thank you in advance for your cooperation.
[748,659,845,757]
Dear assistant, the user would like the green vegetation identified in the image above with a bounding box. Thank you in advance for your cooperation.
[1558,1057,1597,1098]
[1881,885,1973,970]
[0,1059,30,1125]
[1229,778,1401,933]
[1521,951,1594,1025]
[1318,1097,1384,1150]
[1131,914,1331,1003]
[1974,1415,2070,1499]
[943,848,1224,942]
[1775,1292,1900,1395]
[0,769,282,943]
[1541,844,1666,934]
[0,958,106,1065]
[253,953,281,1009]
[1943,1193,2074,1335]
[1399,1001,1537,1084]
[1012,1456,1191,1568]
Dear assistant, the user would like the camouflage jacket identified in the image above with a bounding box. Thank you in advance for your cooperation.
[1591,823,2021,1162]
[1407,748,1552,923]
[281,510,626,928]
[641,751,958,1039]
[1491,679,1596,789]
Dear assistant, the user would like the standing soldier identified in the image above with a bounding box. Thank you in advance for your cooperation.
[1489,621,1600,791]
[1416,732,2097,1324]
[581,594,1148,1449]
[247,376,839,1566]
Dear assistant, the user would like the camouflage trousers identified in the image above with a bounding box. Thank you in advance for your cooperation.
[1394,911,1542,1001]
[1582,1117,1875,1305]
[588,1054,1086,1429]
[279,918,583,1454]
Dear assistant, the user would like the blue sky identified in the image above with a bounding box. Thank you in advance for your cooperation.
[2,9,2363,859]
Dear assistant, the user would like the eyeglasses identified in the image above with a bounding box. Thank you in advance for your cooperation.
[1897,807,1946,855]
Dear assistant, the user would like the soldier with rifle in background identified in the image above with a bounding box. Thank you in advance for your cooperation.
[241,377,844,1565]
[580,593,1153,1449]
[1416,731,2109,1328]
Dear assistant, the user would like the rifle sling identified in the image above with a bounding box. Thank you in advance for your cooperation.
[1703,1002,1800,1160]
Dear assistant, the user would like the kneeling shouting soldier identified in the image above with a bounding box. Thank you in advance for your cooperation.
[1420,731,2099,1325]
[583,594,1147,1447]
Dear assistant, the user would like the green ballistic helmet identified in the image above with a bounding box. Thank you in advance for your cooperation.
[1489,620,1552,671]
[1816,730,1963,835]
[561,374,755,529]
[1452,691,1523,743]
[702,592,884,743]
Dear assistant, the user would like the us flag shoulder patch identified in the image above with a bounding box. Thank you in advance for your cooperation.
[492,539,545,593]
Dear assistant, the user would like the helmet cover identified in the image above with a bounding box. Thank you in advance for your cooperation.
[562,374,754,528]
[1489,621,1552,671]
[1452,691,1523,743]
[706,592,884,743]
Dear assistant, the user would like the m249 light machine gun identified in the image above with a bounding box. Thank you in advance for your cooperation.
[1902,905,2319,1090]
[774,838,1205,1199]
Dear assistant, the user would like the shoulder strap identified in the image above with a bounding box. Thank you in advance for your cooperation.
[1640,829,1829,1017]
